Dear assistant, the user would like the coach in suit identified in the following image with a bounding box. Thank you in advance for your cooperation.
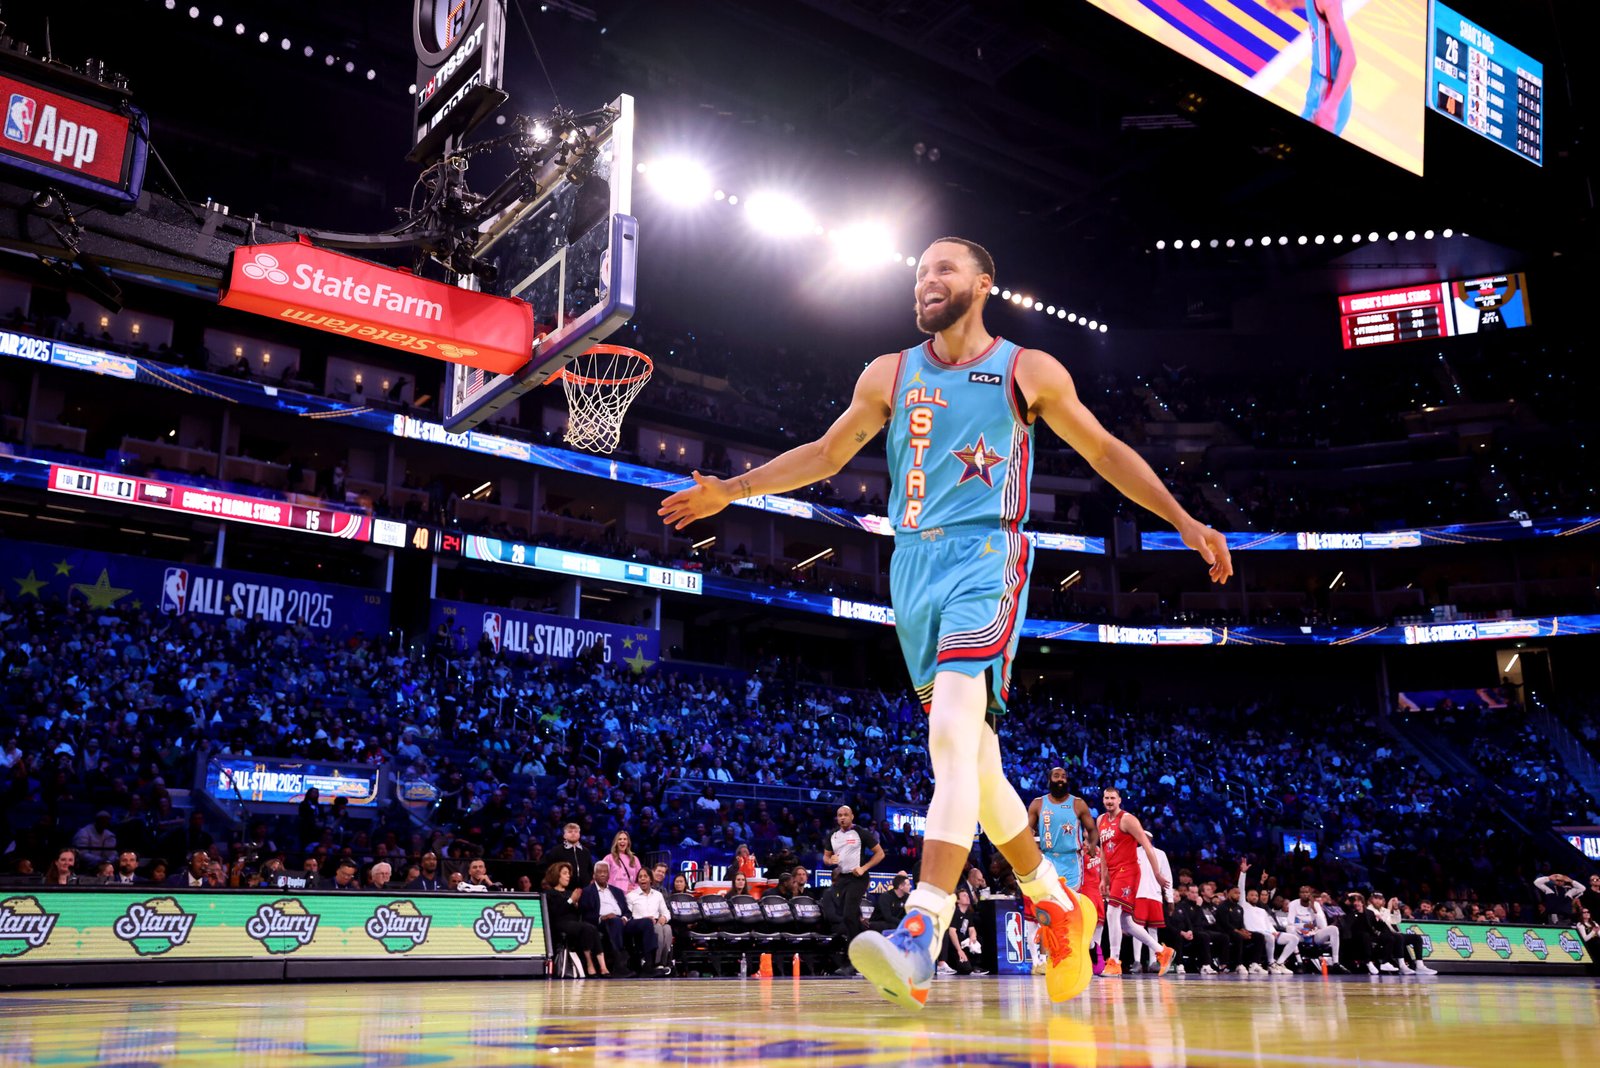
[579,860,659,976]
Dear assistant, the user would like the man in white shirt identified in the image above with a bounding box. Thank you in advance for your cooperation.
[1239,861,1297,973]
[1370,893,1436,974]
[1285,884,1342,970]
[626,868,674,970]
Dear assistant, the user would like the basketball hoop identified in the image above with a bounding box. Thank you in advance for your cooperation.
[549,343,653,454]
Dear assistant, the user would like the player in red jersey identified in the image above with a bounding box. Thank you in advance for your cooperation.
[1079,847,1107,976]
[1097,787,1172,976]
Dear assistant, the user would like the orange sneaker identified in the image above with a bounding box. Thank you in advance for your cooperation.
[1101,958,1123,977]
[1156,946,1176,976]
[1031,879,1096,1002]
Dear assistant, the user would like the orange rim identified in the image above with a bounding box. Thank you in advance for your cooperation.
[548,344,654,387]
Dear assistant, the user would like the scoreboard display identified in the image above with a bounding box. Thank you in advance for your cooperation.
[1428,2,1543,165]
[1339,273,1531,350]
[1340,284,1450,348]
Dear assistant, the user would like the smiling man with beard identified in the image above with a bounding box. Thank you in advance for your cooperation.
[660,236,1230,1011]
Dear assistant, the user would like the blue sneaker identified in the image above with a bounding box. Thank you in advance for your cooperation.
[848,909,937,1010]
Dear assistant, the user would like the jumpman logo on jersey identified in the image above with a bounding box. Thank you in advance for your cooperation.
[907,368,926,388]
[951,433,1007,488]
[978,536,1001,558]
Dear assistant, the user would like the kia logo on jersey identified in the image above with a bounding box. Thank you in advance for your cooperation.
[4,94,35,143]
[481,611,502,653]
[160,568,189,616]
[968,371,1002,385]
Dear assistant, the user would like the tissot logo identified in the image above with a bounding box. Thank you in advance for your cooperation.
[969,372,1002,385]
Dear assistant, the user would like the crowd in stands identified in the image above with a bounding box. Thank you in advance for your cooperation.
[3,587,1596,976]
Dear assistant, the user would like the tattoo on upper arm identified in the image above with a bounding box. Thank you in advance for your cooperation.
[738,478,753,500]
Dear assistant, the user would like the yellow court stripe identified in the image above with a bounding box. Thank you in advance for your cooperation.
[1209,0,1301,48]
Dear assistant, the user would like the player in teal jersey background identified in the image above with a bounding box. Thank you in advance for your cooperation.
[661,237,1231,1010]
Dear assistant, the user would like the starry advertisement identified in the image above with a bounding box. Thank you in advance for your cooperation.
[0,891,546,964]
[2,537,389,634]
[429,598,659,671]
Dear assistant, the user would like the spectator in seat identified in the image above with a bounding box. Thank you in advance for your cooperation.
[626,867,675,973]
[651,862,670,894]
[606,831,642,894]
[166,850,213,889]
[671,873,691,895]
[1581,875,1600,923]
[72,811,117,868]
[1287,885,1342,971]
[1219,883,1265,974]
[551,823,593,889]
[1370,893,1435,974]
[1575,907,1600,968]
[1239,860,1297,974]
[328,858,360,890]
[1172,886,1226,974]
[733,844,757,882]
[721,870,751,899]
[1534,873,1585,924]
[461,858,503,892]
[367,862,393,891]
[791,866,812,899]
[543,861,610,978]
[937,888,982,976]
[1345,893,1400,975]
[871,873,910,933]
[580,860,657,977]
[406,852,446,892]
[42,848,79,886]
[111,851,144,885]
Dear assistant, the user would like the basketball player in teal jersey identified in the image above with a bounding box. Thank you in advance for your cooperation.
[1268,0,1357,133]
[1028,767,1102,972]
[660,237,1231,1009]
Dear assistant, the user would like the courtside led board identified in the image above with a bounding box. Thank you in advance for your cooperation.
[1087,0,1427,175]
[1427,2,1543,165]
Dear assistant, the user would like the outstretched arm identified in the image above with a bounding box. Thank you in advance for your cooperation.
[1016,348,1232,584]
[658,353,897,529]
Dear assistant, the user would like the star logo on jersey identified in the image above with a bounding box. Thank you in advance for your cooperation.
[951,434,1007,487]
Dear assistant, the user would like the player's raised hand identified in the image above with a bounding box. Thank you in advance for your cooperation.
[658,470,735,530]
[1180,520,1233,585]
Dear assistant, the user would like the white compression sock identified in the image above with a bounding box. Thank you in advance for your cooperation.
[1106,905,1126,961]
[918,670,985,956]
[1124,916,1162,954]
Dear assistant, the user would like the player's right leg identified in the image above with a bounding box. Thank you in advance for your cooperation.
[849,669,985,1010]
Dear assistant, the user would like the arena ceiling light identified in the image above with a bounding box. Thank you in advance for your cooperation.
[828,222,897,268]
[743,192,816,237]
[640,158,715,206]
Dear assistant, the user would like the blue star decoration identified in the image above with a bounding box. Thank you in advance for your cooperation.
[951,434,1008,487]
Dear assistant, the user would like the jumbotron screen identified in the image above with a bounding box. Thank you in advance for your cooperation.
[1427,2,1543,165]
[1339,273,1531,349]
[1087,0,1427,175]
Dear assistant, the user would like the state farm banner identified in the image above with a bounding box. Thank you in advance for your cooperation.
[429,598,658,670]
[1,537,389,634]
[218,238,534,375]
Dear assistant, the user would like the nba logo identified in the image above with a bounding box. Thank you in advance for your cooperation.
[481,612,502,653]
[4,94,35,144]
[1005,910,1025,964]
[160,567,189,616]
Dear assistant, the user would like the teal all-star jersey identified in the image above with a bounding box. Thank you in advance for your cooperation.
[885,336,1037,714]
[1039,792,1084,888]
[885,337,1034,536]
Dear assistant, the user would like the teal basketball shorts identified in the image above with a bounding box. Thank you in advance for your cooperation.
[889,524,1032,714]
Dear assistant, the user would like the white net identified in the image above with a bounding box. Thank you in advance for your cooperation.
[556,345,653,454]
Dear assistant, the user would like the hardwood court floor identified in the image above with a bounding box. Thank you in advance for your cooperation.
[0,973,1595,1067]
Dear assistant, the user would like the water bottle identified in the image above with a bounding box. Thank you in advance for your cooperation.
[739,952,749,979]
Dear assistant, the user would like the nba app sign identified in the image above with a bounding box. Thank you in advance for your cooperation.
[431,598,659,668]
